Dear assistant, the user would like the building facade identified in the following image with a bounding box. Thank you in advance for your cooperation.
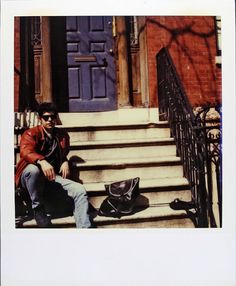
[14,16,221,113]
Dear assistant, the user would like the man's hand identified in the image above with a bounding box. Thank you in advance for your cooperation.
[59,161,70,179]
[37,160,55,181]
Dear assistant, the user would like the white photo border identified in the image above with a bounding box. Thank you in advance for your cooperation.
[1,0,235,285]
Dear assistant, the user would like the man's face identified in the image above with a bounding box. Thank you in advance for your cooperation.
[40,112,57,131]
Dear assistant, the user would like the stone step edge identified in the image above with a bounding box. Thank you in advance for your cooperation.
[84,177,189,194]
[69,137,175,148]
[15,138,175,153]
[56,121,169,130]
[73,156,182,169]
[19,204,195,228]
[94,204,195,225]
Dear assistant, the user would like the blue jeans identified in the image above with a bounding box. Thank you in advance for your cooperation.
[20,164,91,228]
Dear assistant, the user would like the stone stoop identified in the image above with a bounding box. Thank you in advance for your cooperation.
[20,177,195,228]
[15,108,196,228]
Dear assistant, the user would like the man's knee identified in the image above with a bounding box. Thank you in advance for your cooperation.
[69,182,87,198]
[22,164,42,180]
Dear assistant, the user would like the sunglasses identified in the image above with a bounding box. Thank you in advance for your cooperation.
[41,114,57,121]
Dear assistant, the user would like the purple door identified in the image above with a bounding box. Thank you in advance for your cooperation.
[66,16,116,112]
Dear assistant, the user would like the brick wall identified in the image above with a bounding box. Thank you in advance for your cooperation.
[146,16,221,107]
[14,17,20,112]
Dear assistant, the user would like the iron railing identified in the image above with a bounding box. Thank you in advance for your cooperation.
[157,47,222,227]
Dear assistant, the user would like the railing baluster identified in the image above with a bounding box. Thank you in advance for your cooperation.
[156,47,222,228]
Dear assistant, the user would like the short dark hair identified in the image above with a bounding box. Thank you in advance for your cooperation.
[37,102,58,117]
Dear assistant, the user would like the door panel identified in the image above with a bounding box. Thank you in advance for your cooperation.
[68,68,81,98]
[66,16,116,111]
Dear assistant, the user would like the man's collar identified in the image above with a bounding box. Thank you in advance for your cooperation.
[42,126,54,138]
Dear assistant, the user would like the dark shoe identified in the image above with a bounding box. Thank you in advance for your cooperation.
[169,199,196,210]
[34,206,52,228]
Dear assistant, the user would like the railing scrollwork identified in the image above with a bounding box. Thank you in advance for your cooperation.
[157,47,222,227]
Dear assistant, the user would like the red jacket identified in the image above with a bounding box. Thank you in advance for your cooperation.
[15,125,70,187]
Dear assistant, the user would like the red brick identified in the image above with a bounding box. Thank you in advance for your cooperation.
[146,16,221,107]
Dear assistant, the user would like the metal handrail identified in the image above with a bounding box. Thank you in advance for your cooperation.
[156,47,222,227]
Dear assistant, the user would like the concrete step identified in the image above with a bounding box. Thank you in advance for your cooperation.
[87,177,191,210]
[97,217,195,228]
[84,177,189,193]
[94,205,196,228]
[19,205,195,228]
[88,189,191,209]
[58,108,160,126]
[62,122,171,142]
[70,156,184,183]
[69,137,176,160]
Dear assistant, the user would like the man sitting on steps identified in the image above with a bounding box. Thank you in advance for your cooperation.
[15,102,92,228]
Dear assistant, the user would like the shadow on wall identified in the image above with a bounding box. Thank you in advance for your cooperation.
[138,16,219,106]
